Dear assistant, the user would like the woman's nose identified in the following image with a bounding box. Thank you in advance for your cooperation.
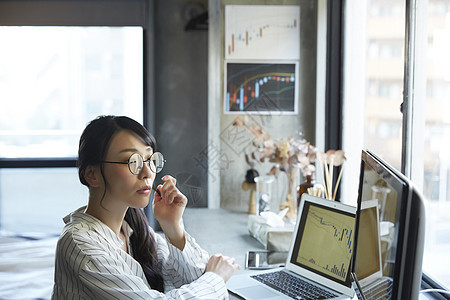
[139,160,154,179]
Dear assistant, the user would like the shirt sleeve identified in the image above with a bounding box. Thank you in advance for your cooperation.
[155,232,212,288]
[155,231,229,299]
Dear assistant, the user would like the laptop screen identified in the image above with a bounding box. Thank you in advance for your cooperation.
[290,200,355,287]
[354,200,382,283]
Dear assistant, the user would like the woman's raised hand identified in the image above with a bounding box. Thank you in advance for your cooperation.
[152,175,187,249]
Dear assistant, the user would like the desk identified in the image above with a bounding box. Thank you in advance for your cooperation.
[183,208,264,266]
[183,208,263,299]
[183,209,439,300]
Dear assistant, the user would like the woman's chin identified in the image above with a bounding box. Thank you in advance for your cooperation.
[133,194,151,209]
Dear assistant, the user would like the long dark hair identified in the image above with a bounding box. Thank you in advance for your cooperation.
[77,115,164,292]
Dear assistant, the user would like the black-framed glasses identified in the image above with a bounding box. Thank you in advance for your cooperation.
[103,152,165,175]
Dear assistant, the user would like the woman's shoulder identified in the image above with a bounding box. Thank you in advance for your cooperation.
[57,210,121,257]
[57,221,107,256]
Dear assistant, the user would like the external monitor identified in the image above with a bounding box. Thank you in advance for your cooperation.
[352,149,426,299]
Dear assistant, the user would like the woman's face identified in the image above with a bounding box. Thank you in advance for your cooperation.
[101,130,156,210]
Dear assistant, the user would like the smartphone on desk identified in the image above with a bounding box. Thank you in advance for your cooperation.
[245,250,288,270]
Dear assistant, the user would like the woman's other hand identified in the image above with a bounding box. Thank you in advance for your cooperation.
[205,254,241,283]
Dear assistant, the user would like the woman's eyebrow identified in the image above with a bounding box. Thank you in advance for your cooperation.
[118,147,152,154]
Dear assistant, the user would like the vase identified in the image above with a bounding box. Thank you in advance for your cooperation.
[279,168,299,220]
[254,175,275,215]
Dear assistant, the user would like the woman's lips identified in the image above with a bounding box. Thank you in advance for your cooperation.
[137,186,151,194]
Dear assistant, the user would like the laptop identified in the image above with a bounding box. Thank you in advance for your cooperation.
[227,194,356,299]
[352,199,393,299]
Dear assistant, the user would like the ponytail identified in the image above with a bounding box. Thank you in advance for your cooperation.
[125,207,164,292]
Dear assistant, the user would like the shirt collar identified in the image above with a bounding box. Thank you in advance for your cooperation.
[63,206,134,248]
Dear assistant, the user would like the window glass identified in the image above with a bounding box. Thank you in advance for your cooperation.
[363,0,405,171]
[346,0,450,289]
[422,0,450,288]
[0,26,143,234]
[0,26,143,158]
[0,168,87,234]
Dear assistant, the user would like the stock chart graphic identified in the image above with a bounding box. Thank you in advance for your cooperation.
[225,62,296,113]
[296,205,355,282]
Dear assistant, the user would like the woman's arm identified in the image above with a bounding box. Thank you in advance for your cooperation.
[53,229,228,300]
[80,259,228,300]
[152,175,239,291]
[154,225,240,292]
[156,231,209,288]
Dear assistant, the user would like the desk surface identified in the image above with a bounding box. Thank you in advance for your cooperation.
[183,208,263,299]
[183,208,264,266]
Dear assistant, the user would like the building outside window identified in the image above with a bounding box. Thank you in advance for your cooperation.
[344,0,450,290]
[422,0,450,289]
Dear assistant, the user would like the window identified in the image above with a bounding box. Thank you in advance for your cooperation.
[422,1,450,289]
[0,168,88,233]
[0,26,143,159]
[0,26,144,233]
[344,0,450,291]
[365,1,404,170]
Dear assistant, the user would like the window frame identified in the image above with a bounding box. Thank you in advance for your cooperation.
[325,0,344,152]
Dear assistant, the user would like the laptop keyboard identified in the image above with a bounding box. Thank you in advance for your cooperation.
[251,270,337,299]
[362,277,393,300]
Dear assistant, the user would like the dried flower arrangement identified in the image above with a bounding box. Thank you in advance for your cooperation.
[233,116,317,176]
[233,116,317,218]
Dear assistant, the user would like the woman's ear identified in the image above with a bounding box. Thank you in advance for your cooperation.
[83,165,102,188]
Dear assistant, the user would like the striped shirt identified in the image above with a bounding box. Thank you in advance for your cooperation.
[52,207,228,299]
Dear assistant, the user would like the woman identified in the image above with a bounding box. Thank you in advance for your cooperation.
[52,115,239,299]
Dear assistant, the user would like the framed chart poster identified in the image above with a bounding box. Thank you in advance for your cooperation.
[224,61,298,114]
[224,5,300,114]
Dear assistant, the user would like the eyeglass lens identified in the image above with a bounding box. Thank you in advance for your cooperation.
[128,152,165,175]
[150,152,165,173]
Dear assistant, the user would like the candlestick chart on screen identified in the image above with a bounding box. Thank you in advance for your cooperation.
[296,205,355,282]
